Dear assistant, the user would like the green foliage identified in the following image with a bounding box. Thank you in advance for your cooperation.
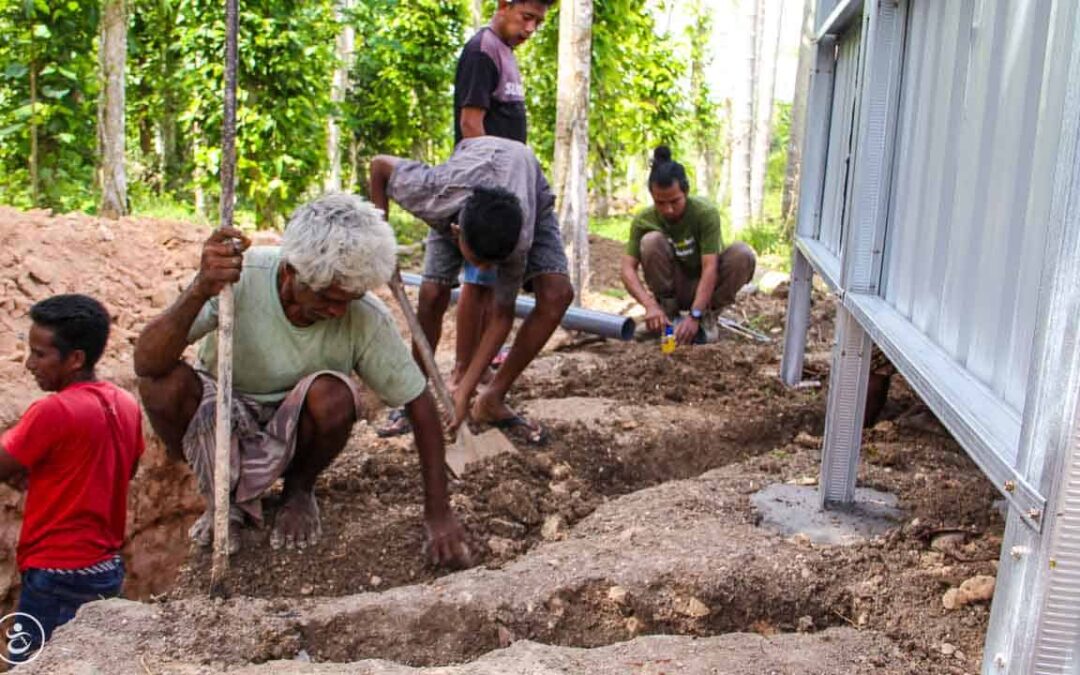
[0,0,100,211]
[738,102,793,269]
[346,0,468,172]
[128,0,187,194]
[519,0,686,190]
[129,191,210,223]
[0,0,794,272]
[686,0,723,200]
[387,210,429,246]
[589,214,632,243]
[173,0,339,228]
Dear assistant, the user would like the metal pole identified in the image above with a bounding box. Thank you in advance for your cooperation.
[210,0,238,598]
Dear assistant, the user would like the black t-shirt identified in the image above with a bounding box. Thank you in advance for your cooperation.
[453,27,527,145]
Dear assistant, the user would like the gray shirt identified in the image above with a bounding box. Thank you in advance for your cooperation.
[387,136,555,292]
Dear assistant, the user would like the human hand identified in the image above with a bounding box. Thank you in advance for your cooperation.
[193,227,251,298]
[674,317,699,346]
[448,384,471,433]
[423,510,473,569]
[644,303,668,333]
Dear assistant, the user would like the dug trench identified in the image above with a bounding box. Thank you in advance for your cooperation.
[34,320,1003,674]
[0,213,1004,673]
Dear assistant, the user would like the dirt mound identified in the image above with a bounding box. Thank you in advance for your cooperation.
[0,207,210,605]
[0,206,204,425]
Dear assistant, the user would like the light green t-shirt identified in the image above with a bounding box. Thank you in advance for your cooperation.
[188,247,426,406]
[626,195,723,280]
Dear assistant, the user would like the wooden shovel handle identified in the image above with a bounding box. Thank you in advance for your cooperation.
[388,270,456,415]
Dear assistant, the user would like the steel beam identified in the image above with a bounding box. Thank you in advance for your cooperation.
[796,236,842,291]
[845,293,1042,525]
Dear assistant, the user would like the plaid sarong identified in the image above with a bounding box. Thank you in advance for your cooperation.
[181,370,361,524]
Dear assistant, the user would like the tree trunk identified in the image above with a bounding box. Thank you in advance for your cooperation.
[347,138,360,192]
[193,121,205,217]
[471,0,484,31]
[98,0,128,219]
[326,0,355,192]
[750,0,783,222]
[553,0,593,305]
[29,56,38,207]
[783,0,816,238]
[687,0,711,200]
[729,0,757,233]
[160,99,179,192]
[160,17,181,194]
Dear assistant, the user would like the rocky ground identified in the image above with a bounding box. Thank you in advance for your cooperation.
[0,208,1004,674]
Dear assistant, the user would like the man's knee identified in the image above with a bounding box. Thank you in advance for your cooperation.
[725,242,757,284]
[418,281,451,317]
[138,364,201,422]
[639,231,670,262]
[534,275,574,317]
[304,376,358,433]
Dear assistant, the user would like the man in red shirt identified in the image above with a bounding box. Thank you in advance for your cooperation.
[0,294,143,662]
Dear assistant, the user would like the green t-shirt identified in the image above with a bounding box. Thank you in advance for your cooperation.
[188,247,427,406]
[626,195,723,280]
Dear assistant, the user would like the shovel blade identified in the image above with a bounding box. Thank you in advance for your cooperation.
[445,427,517,476]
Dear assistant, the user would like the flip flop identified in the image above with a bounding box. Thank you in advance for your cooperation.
[491,345,511,369]
[490,414,549,446]
[375,408,412,438]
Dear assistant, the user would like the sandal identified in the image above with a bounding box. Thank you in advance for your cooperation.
[490,414,549,446]
[375,408,413,438]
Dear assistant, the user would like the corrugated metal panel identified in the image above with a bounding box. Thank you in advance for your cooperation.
[881,0,1061,412]
[817,22,864,258]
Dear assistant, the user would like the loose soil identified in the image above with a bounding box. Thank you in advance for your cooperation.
[0,207,1003,674]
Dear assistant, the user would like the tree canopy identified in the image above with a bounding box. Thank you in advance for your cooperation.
[0,0,773,234]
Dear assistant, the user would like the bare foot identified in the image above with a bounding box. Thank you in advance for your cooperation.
[470,386,516,425]
[188,509,242,555]
[270,491,321,550]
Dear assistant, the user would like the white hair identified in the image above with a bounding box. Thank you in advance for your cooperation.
[281,193,397,294]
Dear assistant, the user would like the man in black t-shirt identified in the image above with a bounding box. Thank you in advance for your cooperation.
[453,0,554,146]
[379,1,556,440]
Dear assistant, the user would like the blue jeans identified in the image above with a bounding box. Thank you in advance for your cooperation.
[11,560,124,663]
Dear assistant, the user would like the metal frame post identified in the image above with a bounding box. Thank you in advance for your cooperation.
[782,36,836,386]
[983,2,1080,670]
[820,306,872,506]
[781,249,814,385]
[818,0,907,507]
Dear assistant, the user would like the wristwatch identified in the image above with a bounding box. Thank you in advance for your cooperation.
[690,308,703,320]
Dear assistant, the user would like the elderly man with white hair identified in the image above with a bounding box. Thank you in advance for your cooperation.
[135,194,471,567]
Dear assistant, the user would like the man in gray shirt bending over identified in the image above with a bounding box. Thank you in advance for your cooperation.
[369,136,573,444]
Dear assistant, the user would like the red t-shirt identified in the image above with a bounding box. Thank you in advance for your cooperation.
[0,381,144,571]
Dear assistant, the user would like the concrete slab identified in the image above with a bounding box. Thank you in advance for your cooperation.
[751,483,903,546]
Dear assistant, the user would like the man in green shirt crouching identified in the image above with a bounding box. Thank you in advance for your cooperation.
[134,194,470,568]
[621,146,757,346]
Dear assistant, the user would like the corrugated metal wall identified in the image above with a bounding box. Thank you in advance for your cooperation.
[816,22,864,258]
[881,0,1072,413]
